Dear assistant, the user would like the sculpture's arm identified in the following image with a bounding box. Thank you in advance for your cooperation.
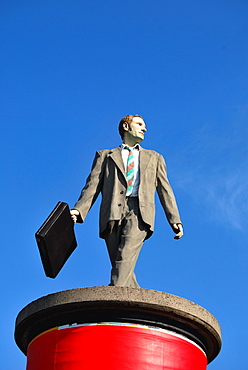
[70,150,105,224]
[156,154,183,239]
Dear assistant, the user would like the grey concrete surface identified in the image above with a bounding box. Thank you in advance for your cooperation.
[15,286,221,363]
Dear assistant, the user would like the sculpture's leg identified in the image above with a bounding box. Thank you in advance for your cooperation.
[105,198,148,288]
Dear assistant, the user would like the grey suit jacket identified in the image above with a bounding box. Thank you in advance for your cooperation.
[73,146,182,240]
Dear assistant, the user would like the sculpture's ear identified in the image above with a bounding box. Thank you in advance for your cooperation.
[123,122,130,132]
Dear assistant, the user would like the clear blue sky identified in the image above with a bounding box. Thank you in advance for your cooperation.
[1,1,248,368]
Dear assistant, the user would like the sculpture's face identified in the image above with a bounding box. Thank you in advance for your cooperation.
[125,117,147,144]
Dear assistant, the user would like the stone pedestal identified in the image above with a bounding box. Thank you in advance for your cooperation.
[15,287,221,369]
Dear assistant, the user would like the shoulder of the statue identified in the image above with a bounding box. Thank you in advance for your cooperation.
[140,147,163,157]
[95,147,121,157]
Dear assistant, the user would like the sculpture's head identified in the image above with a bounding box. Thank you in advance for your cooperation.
[118,115,147,146]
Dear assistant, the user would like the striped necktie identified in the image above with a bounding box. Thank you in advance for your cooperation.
[126,148,135,196]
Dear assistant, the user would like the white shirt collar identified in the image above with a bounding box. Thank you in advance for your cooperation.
[121,143,140,150]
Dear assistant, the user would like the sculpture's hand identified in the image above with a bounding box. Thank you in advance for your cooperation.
[70,209,79,224]
[172,223,183,239]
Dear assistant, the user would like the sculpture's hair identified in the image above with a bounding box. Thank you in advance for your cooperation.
[118,114,144,139]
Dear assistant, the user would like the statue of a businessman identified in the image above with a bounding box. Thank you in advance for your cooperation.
[70,115,183,287]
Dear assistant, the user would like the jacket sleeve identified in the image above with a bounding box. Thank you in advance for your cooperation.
[72,150,106,223]
[156,154,182,227]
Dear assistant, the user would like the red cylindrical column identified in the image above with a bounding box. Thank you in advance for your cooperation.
[15,287,221,369]
[27,323,207,370]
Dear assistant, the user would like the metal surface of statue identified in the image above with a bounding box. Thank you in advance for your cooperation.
[71,115,183,287]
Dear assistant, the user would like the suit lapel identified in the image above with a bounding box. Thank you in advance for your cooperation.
[109,146,153,184]
[140,147,152,180]
[108,147,126,180]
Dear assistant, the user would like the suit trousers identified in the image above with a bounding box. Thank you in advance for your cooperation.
[104,197,148,288]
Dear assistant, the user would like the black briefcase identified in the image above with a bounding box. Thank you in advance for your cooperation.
[35,202,77,278]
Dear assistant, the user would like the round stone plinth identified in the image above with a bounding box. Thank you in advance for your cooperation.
[15,286,221,364]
